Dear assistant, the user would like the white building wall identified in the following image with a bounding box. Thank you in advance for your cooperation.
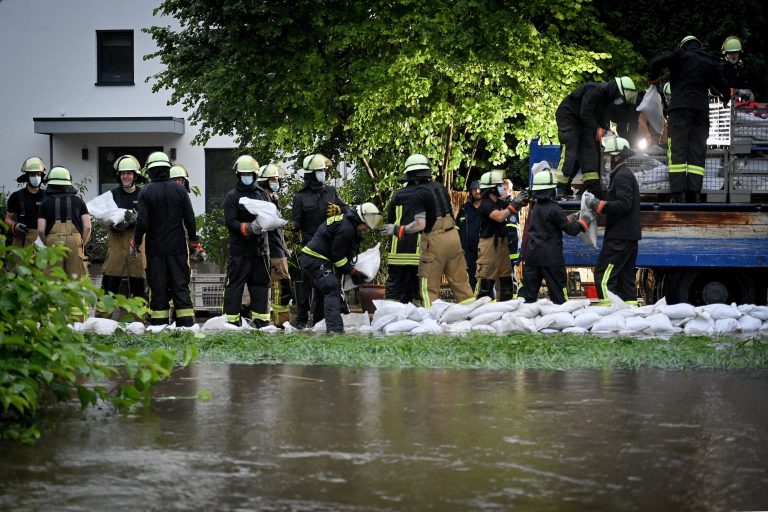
[0,0,236,213]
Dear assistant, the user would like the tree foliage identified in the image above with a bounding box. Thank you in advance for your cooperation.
[146,0,642,195]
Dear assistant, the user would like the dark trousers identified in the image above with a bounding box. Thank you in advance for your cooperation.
[146,253,194,327]
[385,265,420,304]
[300,254,344,333]
[223,254,271,323]
[594,239,638,305]
[668,108,708,193]
[520,264,568,305]
[556,109,601,180]
[465,250,478,291]
[296,267,314,324]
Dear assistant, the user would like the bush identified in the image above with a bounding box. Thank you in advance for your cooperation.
[0,231,198,444]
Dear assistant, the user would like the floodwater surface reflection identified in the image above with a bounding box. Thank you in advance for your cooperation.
[1,366,767,511]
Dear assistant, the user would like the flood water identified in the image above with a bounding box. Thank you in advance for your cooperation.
[1,366,767,511]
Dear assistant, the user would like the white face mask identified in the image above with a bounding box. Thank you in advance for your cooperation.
[314,171,326,183]
[240,175,254,186]
[29,176,42,187]
[497,185,505,196]
[269,182,280,192]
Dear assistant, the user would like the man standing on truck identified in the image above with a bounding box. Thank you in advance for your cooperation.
[586,136,641,307]
[555,77,638,199]
[650,35,730,203]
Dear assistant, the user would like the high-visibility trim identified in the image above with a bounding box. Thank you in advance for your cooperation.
[251,312,270,322]
[391,205,403,254]
[227,313,241,324]
[459,297,476,305]
[301,246,329,261]
[420,276,431,309]
[600,263,615,304]
[333,257,348,268]
[625,300,638,307]
[582,171,600,181]
[557,144,567,175]
[176,308,194,318]
[505,223,520,229]
[388,254,420,265]
[596,200,606,215]
[509,252,520,260]
[598,299,612,307]
[326,214,343,225]
[687,165,705,176]
[151,309,170,319]
[668,163,687,173]
[241,223,248,237]
[563,287,569,301]
[578,218,589,231]
[272,305,290,313]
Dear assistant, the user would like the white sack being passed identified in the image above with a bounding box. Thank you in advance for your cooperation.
[342,244,381,291]
[577,193,598,249]
[238,197,287,231]
[87,191,126,226]
[636,83,666,135]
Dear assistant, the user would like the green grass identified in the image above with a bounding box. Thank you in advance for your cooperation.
[93,331,768,370]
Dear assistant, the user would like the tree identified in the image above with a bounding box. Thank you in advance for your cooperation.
[147,0,642,199]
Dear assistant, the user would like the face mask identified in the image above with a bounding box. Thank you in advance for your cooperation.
[29,176,42,187]
[497,185,505,196]
[269,182,280,192]
[240,175,254,186]
[314,171,326,183]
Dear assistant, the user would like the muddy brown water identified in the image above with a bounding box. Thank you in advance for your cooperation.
[1,366,767,511]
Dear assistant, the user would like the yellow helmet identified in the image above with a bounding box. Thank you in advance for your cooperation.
[478,170,504,189]
[234,155,259,174]
[113,155,147,184]
[530,169,557,191]
[169,164,189,180]
[722,36,742,54]
[615,76,637,104]
[145,151,171,170]
[602,136,632,155]
[46,166,72,186]
[17,156,47,183]
[258,163,285,181]
[301,153,332,175]
[355,202,383,229]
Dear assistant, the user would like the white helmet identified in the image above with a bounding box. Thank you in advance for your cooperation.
[355,202,383,229]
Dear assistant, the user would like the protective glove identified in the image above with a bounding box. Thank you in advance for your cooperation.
[189,241,207,262]
[123,209,138,226]
[381,224,396,237]
[349,267,370,285]
[242,220,262,237]
[129,238,140,257]
[283,220,299,232]
[584,193,602,212]
[578,211,594,231]
[326,202,343,217]
[507,190,529,214]
[112,221,129,232]
[11,222,28,238]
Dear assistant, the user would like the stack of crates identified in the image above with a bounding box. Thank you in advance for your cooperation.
[190,271,251,314]
[625,150,728,201]
[728,102,768,202]
[729,156,768,203]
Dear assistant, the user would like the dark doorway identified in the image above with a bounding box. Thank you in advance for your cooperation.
[98,146,162,195]
[205,148,239,212]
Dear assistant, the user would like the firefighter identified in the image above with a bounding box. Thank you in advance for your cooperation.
[555,76,637,199]
[99,155,147,303]
[586,136,641,307]
[382,159,437,304]
[500,178,521,296]
[475,170,528,301]
[457,180,482,290]
[518,166,591,305]
[258,162,292,326]
[37,166,91,279]
[650,35,730,203]
[720,36,754,100]
[288,153,347,329]
[5,156,46,249]
[300,203,383,333]
[132,151,201,328]
[170,164,191,192]
[408,154,474,308]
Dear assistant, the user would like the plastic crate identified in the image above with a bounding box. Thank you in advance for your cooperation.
[728,157,768,203]
[191,272,251,313]
[731,104,768,150]
[707,97,731,147]
[626,152,726,200]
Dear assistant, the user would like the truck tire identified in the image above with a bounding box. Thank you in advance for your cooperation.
[664,269,756,306]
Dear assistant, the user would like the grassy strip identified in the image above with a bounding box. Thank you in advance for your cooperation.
[93,332,768,370]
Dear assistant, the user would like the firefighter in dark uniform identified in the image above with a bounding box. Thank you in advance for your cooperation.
[519,167,591,305]
[300,203,383,333]
[132,151,201,328]
[650,35,730,203]
[500,178,521,297]
[258,162,292,326]
[555,76,637,199]
[99,155,147,302]
[720,36,754,100]
[408,154,474,308]
[475,170,528,301]
[382,162,437,304]
[170,164,191,192]
[5,156,46,249]
[287,154,347,329]
[456,180,482,290]
[221,156,272,328]
[586,136,641,307]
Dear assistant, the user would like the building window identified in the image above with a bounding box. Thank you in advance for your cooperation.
[96,30,134,85]
[205,148,239,212]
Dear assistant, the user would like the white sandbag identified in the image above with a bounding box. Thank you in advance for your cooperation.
[748,306,768,321]
[623,316,651,333]
[562,327,588,334]
[371,313,398,332]
[537,312,575,330]
[441,320,473,334]
[428,300,453,322]
[439,304,475,323]
[501,313,536,333]
[761,321,768,332]
[260,325,280,333]
[490,319,505,333]
[515,303,541,319]
[585,306,616,317]
[383,319,420,333]
[407,306,429,322]
[738,315,762,332]
[636,84,666,135]
[343,312,371,330]
[660,303,696,319]
[202,315,239,332]
[574,311,601,330]
[714,318,740,334]
[283,321,298,333]
[737,304,757,314]
[534,314,556,332]
[606,290,629,310]
[126,321,146,335]
[372,300,406,321]
[312,319,326,332]
[616,308,641,318]
[538,299,589,316]
[684,317,715,336]
[468,300,520,318]
[577,192,598,249]
[634,304,656,316]
[411,318,441,334]
[238,197,287,231]
[590,313,626,334]
[87,191,126,225]
[147,323,175,334]
[670,317,691,328]
[540,328,560,334]
[342,244,381,290]
[87,318,119,335]
[470,311,505,326]
[471,324,498,334]
[695,303,741,320]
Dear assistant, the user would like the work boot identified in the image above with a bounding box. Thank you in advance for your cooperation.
[476,278,495,300]
[669,192,686,203]
[687,191,702,203]
[498,276,514,302]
